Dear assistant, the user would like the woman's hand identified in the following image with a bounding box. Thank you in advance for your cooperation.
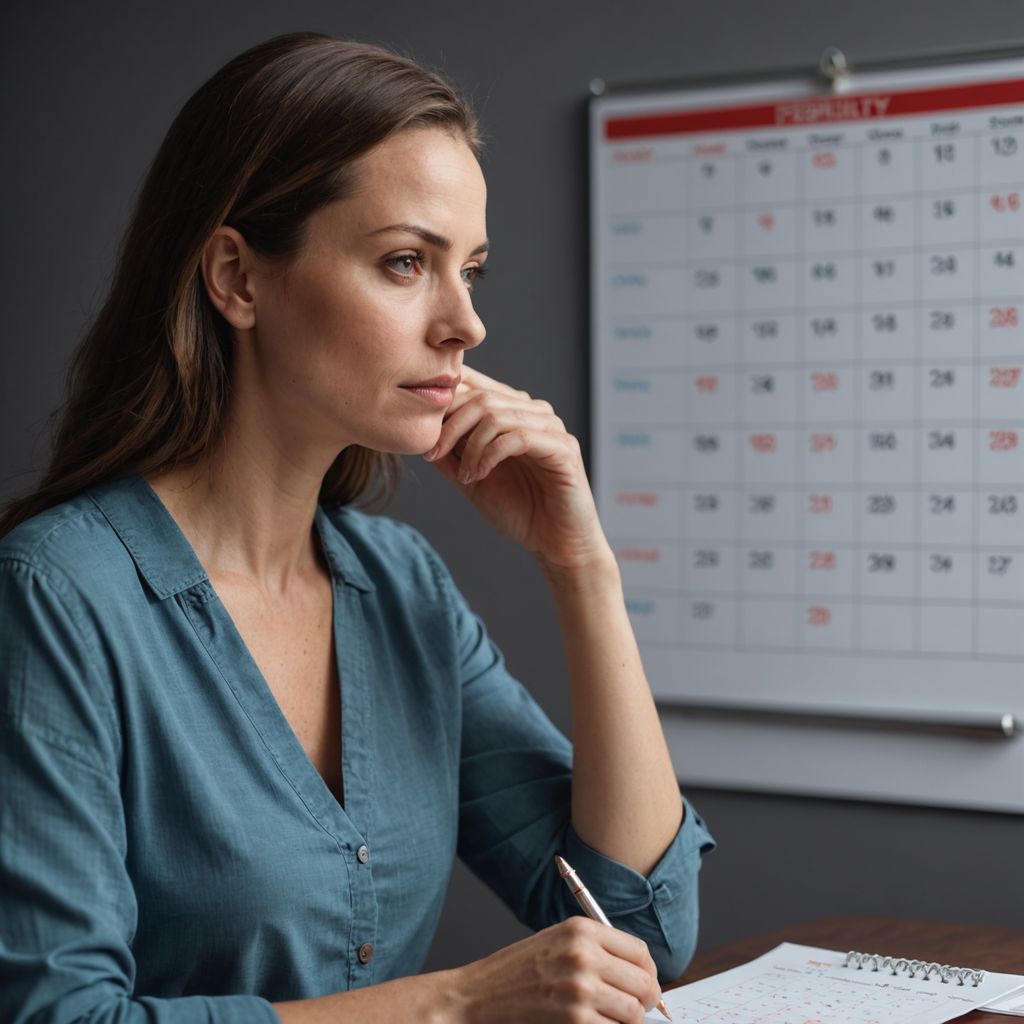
[449,917,661,1023]
[424,365,610,573]
[273,918,661,1024]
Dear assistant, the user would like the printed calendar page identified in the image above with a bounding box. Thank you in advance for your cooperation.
[590,58,1024,803]
[645,943,1024,1024]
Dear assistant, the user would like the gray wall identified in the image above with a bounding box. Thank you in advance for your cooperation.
[3,0,1022,975]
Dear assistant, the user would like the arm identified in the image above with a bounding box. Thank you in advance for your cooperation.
[426,365,688,874]
[431,528,712,982]
[0,558,277,1023]
[543,553,682,874]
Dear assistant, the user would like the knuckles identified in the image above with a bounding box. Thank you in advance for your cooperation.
[563,974,593,1005]
[480,409,502,432]
[561,916,595,940]
[560,942,593,976]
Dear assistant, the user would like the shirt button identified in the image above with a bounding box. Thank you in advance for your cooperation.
[356,844,370,864]
[358,942,374,964]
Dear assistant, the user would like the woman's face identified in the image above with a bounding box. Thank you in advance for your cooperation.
[239,126,488,459]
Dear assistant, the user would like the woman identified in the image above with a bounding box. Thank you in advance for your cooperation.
[0,32,713,1023]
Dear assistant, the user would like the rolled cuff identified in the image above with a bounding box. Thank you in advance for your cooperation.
[561,797,715,982]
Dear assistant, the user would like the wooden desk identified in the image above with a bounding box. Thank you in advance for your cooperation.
[679,915,1024,1024]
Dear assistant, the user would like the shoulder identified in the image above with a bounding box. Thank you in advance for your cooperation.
[0,491,133,601]
[0,493,133,732]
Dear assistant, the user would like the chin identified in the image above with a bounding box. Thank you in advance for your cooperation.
[367,425,444,457]
[338,403,446,457]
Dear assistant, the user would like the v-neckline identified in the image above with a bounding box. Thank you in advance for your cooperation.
[221,534,345,808]
[198,511,374,845]
[109,475,376,848]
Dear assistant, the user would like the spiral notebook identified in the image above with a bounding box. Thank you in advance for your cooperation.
[646,942,1024,1024]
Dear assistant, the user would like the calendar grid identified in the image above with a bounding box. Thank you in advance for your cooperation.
[598,71,1024,663]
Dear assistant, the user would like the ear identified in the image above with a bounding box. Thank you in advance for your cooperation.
[201,226,257,330]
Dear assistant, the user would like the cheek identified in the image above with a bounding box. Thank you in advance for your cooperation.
[259,265,424,390]
[328,293,424,374]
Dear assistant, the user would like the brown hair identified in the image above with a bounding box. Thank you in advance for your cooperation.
[0,32,481,539]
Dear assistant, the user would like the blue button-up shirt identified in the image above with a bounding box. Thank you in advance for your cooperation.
[0,475,714,1022]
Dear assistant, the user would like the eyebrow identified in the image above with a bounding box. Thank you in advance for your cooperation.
[367,222,489,257]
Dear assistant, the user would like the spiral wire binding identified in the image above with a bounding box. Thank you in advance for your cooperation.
[843,951,986,987]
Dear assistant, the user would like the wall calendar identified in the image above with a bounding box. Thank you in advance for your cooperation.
[590,51,1024,810]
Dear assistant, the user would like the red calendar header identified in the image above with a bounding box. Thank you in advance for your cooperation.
[604,78,1024,140]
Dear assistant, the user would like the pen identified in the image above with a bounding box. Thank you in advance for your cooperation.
[555,854,672,1021]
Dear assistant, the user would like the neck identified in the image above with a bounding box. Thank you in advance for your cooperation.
[146,408,344,595]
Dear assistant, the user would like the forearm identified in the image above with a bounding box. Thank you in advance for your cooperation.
[273,969,465,1024]
[540,546,683,876]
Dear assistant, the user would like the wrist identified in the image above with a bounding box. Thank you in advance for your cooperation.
[430,964,475,1024]
[538,545,621,596]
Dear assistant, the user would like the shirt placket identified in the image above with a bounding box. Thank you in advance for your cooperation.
[332,578,379,988]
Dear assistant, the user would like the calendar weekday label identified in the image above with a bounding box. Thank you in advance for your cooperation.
[594,72,1024,664]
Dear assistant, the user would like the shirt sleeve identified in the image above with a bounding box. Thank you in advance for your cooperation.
[434,551,716,983]
[0,557,279,1024]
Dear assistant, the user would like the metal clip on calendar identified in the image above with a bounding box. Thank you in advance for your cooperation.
[819,47,853,92]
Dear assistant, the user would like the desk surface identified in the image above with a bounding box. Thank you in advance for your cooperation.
[680,915,1024,1024]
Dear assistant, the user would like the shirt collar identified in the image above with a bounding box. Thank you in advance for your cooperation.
[313,505,375,593]
[88,474,374,599]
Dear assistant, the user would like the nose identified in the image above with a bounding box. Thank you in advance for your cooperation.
[427,271,486,351]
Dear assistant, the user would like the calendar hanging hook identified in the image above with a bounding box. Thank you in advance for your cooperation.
[819,47,853,92]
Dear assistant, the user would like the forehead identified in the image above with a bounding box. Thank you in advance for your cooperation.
[324,128,487,239]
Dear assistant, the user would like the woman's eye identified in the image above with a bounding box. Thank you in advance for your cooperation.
[384,254,422,277]
[461,265,489,288]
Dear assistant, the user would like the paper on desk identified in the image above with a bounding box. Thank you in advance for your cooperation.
[647,942,1024,1024]
[982,985,1024,1016]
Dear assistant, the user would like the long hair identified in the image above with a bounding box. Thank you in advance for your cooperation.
[0,32,481,539]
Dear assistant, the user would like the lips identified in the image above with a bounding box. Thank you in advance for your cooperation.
[401,375,460,389]
[398,375,460,408]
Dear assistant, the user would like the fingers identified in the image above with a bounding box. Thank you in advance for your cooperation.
[591,919,658,975]
[597,960,660,1016]
[585,980,651,1024]
[458,363,526,398]
[460,417,567,485]
[424,385,569,485]
[587,921,660,1009]
[557,918,661,1020]
[460,917,659,1024]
